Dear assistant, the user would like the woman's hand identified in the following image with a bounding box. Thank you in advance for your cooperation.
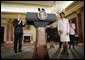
[58,31,63,35]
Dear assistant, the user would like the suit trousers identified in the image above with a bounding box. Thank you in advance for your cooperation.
[14,34,23,52]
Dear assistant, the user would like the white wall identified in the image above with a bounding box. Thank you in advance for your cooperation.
[1,3,52,13]
[51,1,73,14]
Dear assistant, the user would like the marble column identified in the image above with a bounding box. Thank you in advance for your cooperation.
[77,8,83,43]
[6,20,10,42]
[6,20,13,42]
[10,20,14,41]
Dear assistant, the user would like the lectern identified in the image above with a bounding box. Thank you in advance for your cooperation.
[26,12,56,59]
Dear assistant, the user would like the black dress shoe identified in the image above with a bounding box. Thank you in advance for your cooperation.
[14,51,17,53]
[19,50,22,52]
[73,46,75,49]
[59,46,61,48]
[65,51,69,55]
[61,50,65,54]
[69,46,71,49]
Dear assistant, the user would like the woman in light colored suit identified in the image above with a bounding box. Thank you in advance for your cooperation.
[58,12,70,55]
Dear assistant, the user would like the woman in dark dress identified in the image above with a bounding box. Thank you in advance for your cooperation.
[46,26,56,48]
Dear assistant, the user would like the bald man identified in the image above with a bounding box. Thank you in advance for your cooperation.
[13,14,25,53]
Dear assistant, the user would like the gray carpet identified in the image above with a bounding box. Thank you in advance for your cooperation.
[1,43,84,59]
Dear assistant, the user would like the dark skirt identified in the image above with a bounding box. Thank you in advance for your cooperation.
[70,35,75,41]
[47,35,55,41]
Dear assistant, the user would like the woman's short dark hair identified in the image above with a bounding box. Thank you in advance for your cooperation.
[59,12,65,18]
[59,12,65,16]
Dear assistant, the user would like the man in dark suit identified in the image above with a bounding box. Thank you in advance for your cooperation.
[13,14,25,53]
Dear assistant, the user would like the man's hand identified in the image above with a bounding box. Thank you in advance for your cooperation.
[18,20,21,24]
[22,20,26,25]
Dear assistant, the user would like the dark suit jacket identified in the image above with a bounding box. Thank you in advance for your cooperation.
[13,19,25,35]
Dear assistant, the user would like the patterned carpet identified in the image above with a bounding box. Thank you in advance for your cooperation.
[1,42,84,59]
